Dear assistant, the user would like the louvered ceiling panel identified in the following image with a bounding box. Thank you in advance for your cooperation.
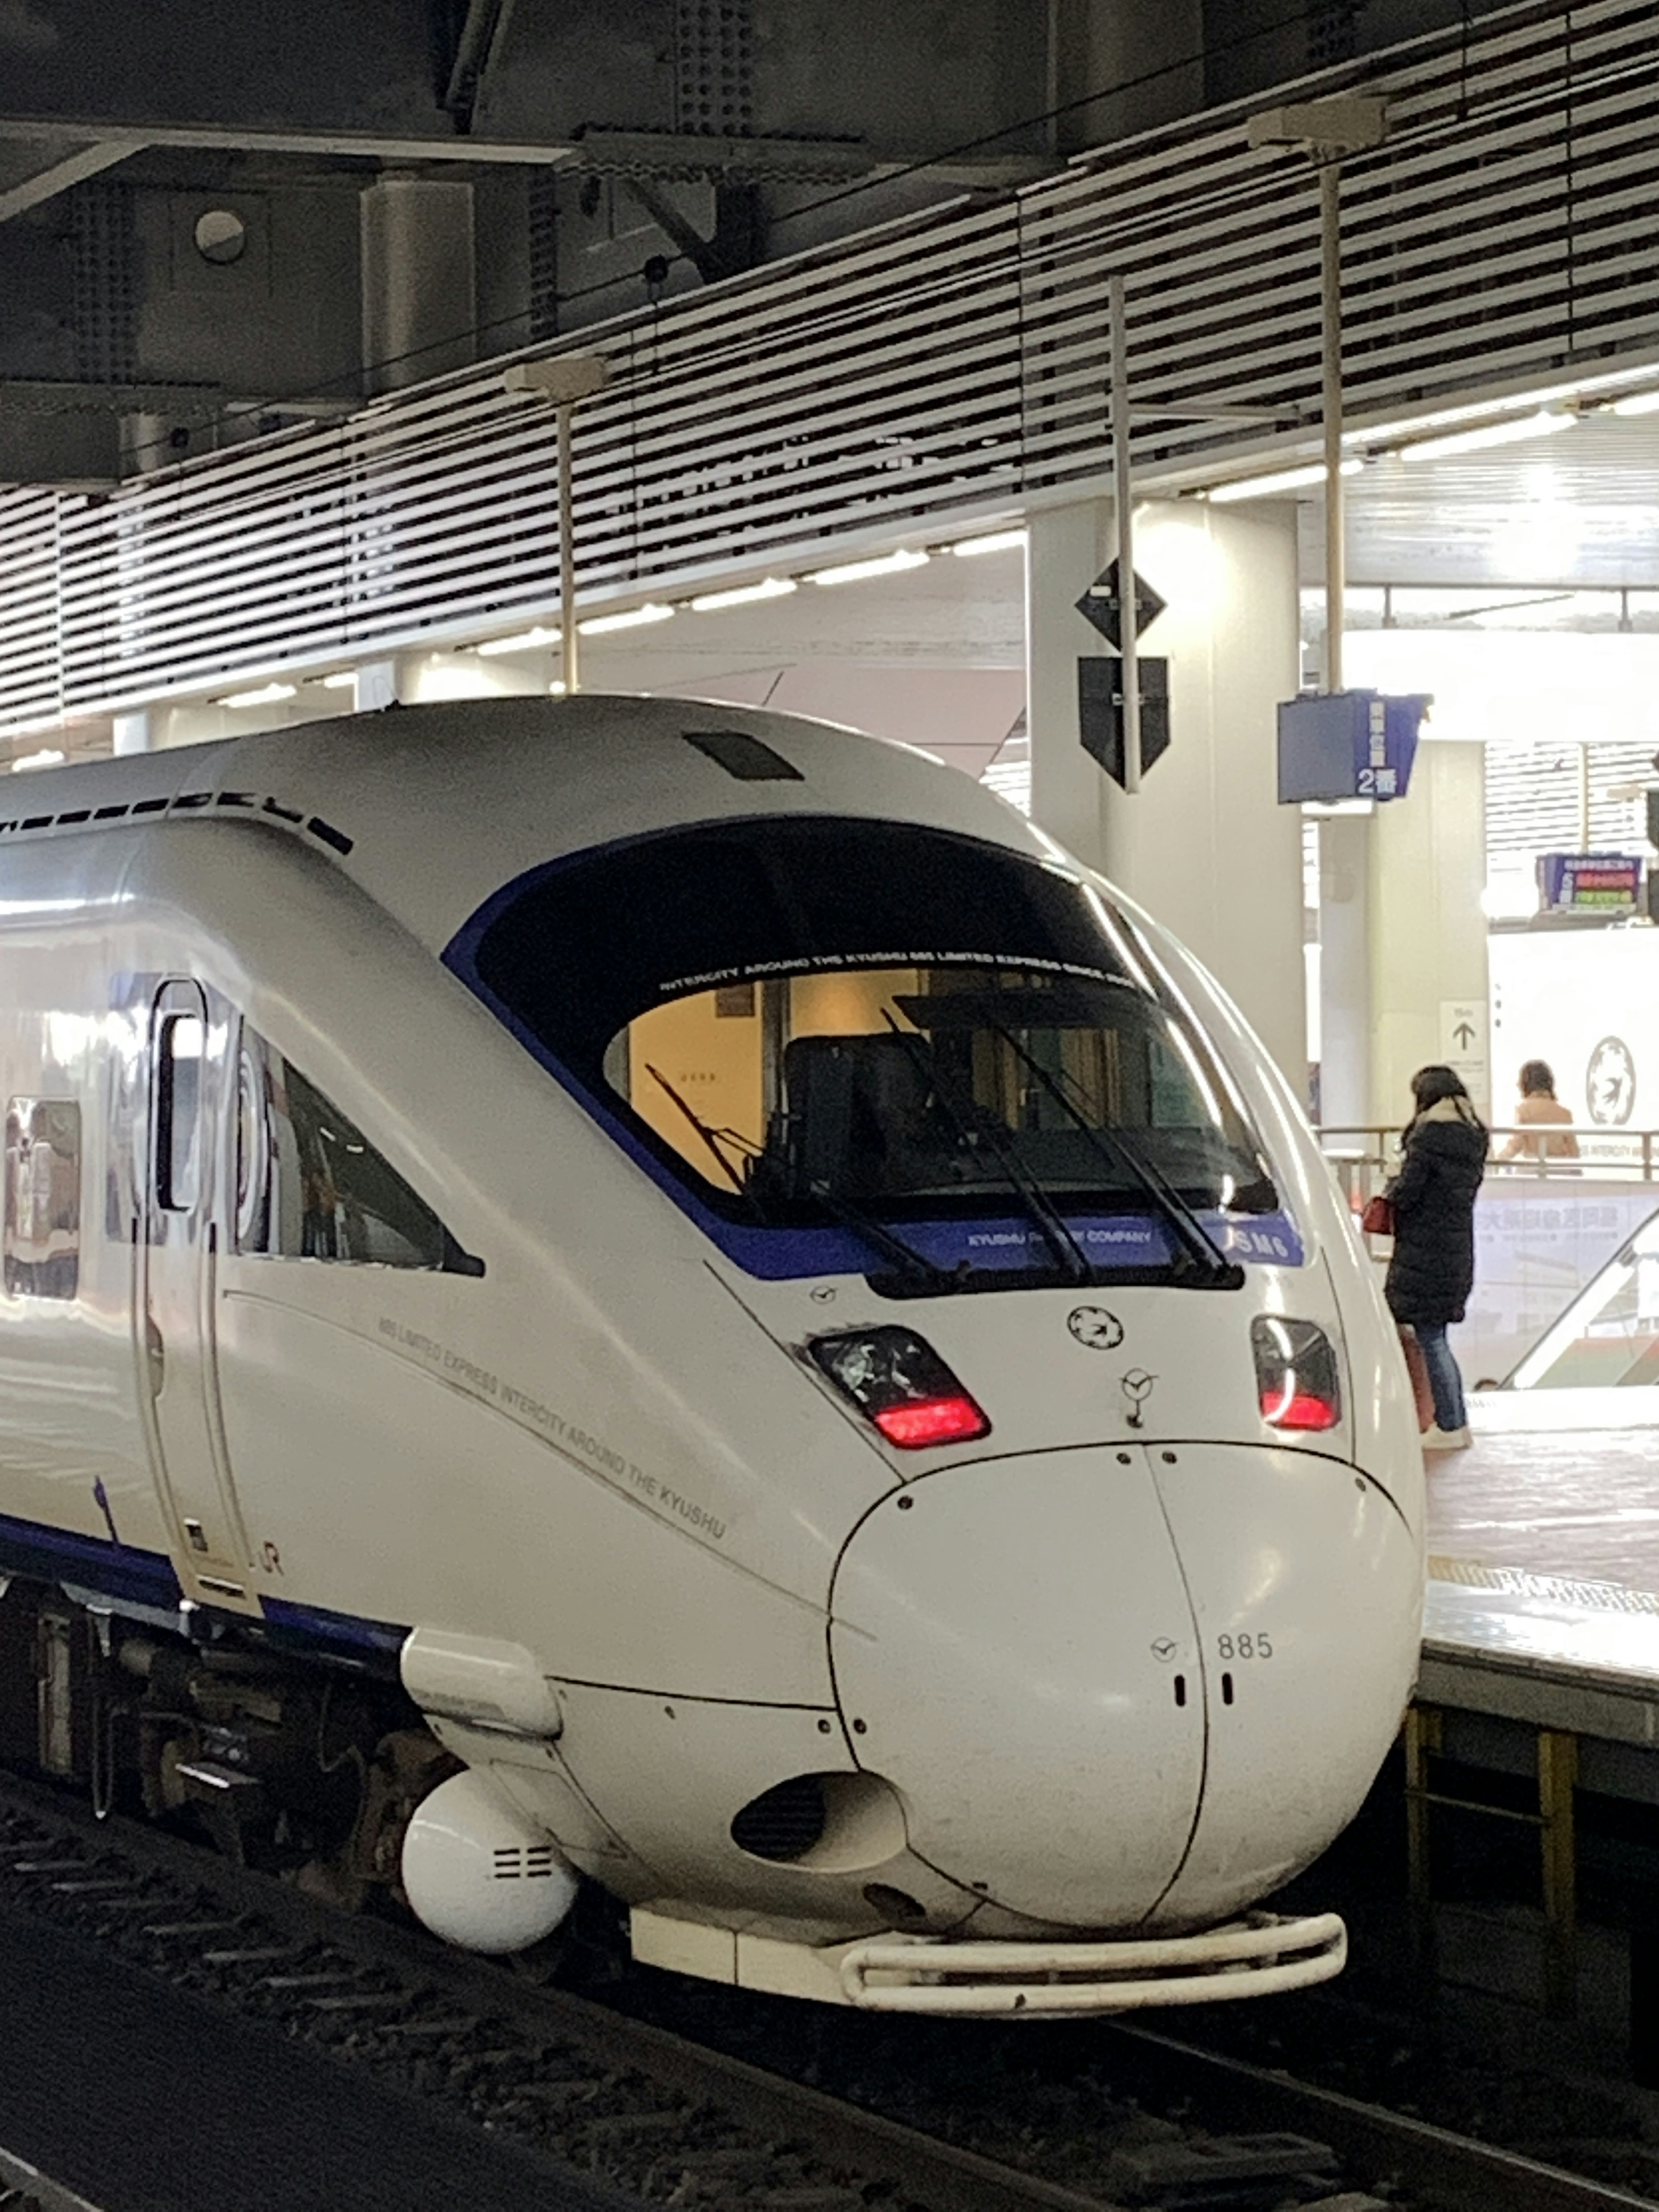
[5,0,1659,729]
[1487,734,1657,862]
[0,494,64,725]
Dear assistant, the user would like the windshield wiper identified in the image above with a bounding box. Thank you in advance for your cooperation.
[805,1177,963,1294]
[645,1062,957,1289]
[881,1014,1093,1286]
[985,1026,1245,1291]
[643,1064,768,1220]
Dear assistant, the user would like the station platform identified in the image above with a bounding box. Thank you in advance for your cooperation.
[1421,1388,1659,1748]
[1405,1389,1659,2021]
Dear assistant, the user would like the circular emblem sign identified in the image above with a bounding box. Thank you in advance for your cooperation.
[1586,1036,1637,1127]
[1067,1305,1125,1351]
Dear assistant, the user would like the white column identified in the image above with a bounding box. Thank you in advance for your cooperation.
[1367,739,1491,1127]
[112,709,153,755]
[360,177,477,396]
[1317,814,1370,1132]
[1026,495,1306,1086]
[1027,501,1110,870]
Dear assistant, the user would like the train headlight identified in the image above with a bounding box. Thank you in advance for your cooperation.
[809,1326,990,1448]
[1252,1316,1341,1432]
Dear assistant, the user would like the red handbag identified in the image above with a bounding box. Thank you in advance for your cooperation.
[1360,1194,1395,1236]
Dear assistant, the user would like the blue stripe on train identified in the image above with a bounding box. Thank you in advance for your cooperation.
[0,1511,408,1668]
[259,1596,408,1665]
[0,1509,181,1610]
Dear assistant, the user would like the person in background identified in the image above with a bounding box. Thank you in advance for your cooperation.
[1497,1060,1580,1165]
[1384,1065,1488,1451]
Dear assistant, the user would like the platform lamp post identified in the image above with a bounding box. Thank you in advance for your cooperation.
[501,354,611,696]
[1246,99,1387,696]
[1248,99,1386,1138]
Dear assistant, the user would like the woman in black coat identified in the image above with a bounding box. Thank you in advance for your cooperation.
[1384,1065,1487,1449]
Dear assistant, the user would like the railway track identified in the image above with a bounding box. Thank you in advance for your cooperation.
[0,1769,1650,2212]
[0,2144,103,2212]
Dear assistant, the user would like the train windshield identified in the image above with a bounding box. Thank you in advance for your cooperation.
[469,820,1278,1244]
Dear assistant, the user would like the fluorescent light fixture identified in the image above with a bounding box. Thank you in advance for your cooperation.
[219,682,296,709]
[1347,362,1659,448]
[951,529,1027,558]
[477,624,561,656]
[577,602,674,635]
[806,548,929,587]
[1208,460,1361,503]
[318,671,356,690]
[689,577,798,611]
[1610,388,1659,418]
[1400,410,1575,460]
[11,748,65,773]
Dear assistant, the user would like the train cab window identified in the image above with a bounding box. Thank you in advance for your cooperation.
[4,1098,80,1299]
[234,1029,478,1273]
[466,818,1281,1237]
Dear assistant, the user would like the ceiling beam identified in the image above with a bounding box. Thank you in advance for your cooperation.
[0,137,144,222]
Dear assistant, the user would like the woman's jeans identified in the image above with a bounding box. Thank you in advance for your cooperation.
[1415,1323,1468,1432]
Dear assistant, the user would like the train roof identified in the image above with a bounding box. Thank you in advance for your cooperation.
[0,695,1045,952]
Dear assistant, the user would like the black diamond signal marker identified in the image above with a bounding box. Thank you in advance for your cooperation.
[1076,559,1166,649]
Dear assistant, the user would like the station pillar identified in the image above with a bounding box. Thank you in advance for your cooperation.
[355,651,547,709]
[360,176,477,396]
[1366,739,1490,1127]
[1026,496,1305,1087]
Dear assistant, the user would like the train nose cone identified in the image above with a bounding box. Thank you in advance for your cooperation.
[829,1444,1421,1933]
[828,1449,1206,1928]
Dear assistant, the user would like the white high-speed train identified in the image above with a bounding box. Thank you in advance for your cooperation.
[0,695,1421,2017]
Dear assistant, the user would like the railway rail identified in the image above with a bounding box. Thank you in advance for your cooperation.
[0,2145,102,2212]
[0,1769,1651,2212]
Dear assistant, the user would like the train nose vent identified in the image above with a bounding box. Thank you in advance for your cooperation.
[731,1775,828,1861]
[492,1844,561,1881]
[729,1772,907,1870]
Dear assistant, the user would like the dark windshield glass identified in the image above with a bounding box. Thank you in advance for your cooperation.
[468,819,1277,1223]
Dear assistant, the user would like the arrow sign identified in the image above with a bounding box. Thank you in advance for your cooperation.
[1439,999,1488,1110]
[1076,559,1165,650]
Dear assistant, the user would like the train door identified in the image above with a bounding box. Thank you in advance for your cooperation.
[137,979,254,1606]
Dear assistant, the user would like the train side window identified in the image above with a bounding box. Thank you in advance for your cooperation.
[234,1030,480,1274]
[156,1012,204,1212]
[5,1098,80,1299]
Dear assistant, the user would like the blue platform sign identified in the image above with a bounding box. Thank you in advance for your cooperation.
[1276,690,1430,804]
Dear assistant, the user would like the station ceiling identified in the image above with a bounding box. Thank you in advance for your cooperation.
[575,408,1659,727]
[1340,411,1659,593]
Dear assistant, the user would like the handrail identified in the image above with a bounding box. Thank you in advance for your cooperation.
[1316,1124,1659,1198]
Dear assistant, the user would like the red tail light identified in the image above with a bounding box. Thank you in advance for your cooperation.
[809,1326,990,1450]
[1260,1388,1340,1431]
[1252,1316,1341,1433]
[872,1396,989,1447]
